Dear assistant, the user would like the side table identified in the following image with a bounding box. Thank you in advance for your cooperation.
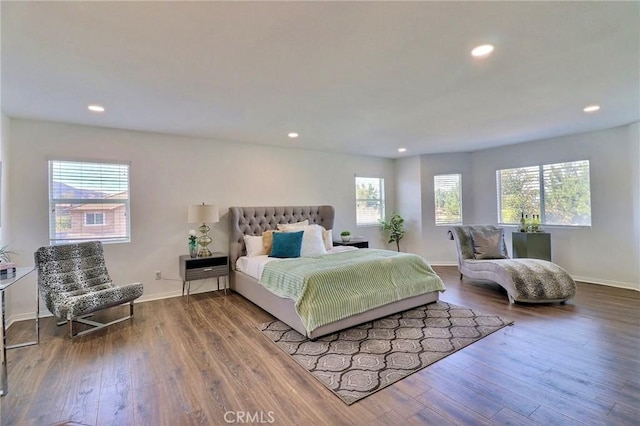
[179,253,229,304]
[512,232,552,261]
[1,267,38,396]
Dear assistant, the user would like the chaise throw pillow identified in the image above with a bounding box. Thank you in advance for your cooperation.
[470,228,508,259]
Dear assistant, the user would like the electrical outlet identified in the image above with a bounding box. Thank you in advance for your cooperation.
[155,271,161,280]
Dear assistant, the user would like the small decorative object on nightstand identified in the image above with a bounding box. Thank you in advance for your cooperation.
[340,230,351,242]
[179,252,229,305]
[188,229,198,258]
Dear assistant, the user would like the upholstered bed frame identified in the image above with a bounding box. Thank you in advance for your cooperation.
[229,205,439,339]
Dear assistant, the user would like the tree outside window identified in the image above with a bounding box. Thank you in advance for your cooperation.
[497,160,591,226]
[434,174,462,225]
[356,177,385,226]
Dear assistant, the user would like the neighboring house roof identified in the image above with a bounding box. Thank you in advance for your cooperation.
[67,191,128,211]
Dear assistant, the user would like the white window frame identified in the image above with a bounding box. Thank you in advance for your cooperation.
[496,160,591,227]
[48,159,131,244]
[434,173,463,226]
[355,176,385,227]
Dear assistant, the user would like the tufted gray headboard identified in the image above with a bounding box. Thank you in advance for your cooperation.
[229,205,335,270]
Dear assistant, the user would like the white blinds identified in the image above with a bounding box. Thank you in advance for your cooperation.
[49,160,131,244]
[497,160,591,226]
[356,177,385,226]
[542,160,591,226]
[434,174,462,225]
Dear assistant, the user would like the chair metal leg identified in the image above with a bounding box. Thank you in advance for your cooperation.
[460,273,463,280]
[59,303,137,338]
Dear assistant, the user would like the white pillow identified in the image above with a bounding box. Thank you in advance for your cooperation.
[244,235,265,257]
[277,220,309,231]
[300,225,328,257]
[323,228,333,251]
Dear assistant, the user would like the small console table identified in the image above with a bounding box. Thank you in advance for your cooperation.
[1,267,38,396]
[512,232,552,261]
[179,253,229,304]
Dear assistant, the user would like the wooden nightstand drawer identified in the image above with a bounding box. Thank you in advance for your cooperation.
[185,265,228,281]
[179,253,230,303]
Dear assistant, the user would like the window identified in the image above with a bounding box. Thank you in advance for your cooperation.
[434,174,462,225]
[355,176,385,226]
[497,160,591,226]
[49,160,131,244]
[85,213,105,226]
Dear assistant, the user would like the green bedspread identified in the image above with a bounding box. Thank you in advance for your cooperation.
[260,249,446,334]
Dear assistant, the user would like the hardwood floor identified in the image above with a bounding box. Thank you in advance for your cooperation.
[2,266,639,425]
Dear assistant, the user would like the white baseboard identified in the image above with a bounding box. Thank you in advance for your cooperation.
[6,285,224,328]
[572,275,639,291]
[425,263,639,291]
[429,262,458,266]
[7,311,53,327]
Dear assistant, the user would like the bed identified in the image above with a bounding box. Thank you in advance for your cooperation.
[229,205,445,339]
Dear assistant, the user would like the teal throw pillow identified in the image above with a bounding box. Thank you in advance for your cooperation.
[270,231,304,258]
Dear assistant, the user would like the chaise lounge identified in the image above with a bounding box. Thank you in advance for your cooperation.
[448,225,576,304]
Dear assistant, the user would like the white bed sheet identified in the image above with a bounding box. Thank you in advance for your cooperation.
[235,246,357,280]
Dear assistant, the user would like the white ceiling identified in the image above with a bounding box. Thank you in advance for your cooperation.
[2,1,639,158]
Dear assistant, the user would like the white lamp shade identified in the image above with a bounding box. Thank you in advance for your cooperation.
[188,204,219,224]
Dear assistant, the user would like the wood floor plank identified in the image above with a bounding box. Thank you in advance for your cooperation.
[1,266,638,426]
[528,405,590,426]
[466,360,611,425]
[412,387,495,425]
[419,368,504,419]
[490,407,540,425]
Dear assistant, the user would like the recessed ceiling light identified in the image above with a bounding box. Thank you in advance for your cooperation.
[583,105,600,113]
[288,132,299,138]
[398,148,407,153]
[88,104,105,112]
[471,44,494,58]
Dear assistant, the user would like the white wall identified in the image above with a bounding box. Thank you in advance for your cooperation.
[0,114,9,244]
[396,122,639,289]
[395,156,422,253]
[6,118,396,321]
[419,153,474,264]
[471,123,639,289]
[630,122,640,286]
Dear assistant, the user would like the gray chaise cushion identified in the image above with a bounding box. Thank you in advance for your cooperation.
[464,258,576,302]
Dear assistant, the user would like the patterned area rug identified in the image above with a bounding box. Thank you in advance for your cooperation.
[259,301,513,405]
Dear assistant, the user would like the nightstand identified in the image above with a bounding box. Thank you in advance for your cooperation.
[179,253,229,304]
[333,239,369,249]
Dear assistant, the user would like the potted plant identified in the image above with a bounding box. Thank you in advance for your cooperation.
[0,245,16,263]
[188,230,198,258]
[380,212,405,252]
[340,230,351,242]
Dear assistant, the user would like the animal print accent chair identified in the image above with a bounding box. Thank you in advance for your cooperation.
[34,241,144,322]
[448,225,576,304]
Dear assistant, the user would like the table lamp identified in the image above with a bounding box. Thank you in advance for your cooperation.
[187,203,219,257]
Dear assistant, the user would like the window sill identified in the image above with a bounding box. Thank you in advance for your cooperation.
[498,223,592,230]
